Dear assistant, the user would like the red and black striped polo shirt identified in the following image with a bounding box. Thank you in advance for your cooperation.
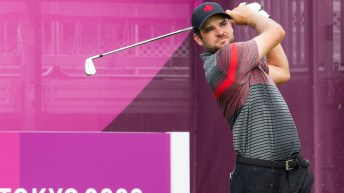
[200,40,301,161]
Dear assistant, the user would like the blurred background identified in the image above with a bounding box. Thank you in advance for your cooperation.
[0,0,342,193]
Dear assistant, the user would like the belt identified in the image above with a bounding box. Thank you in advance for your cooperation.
[236,155,309,171]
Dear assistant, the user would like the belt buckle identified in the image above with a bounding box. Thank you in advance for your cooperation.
[285,160,294,170]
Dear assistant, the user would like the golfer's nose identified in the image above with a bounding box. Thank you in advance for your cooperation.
[215,27,224,37]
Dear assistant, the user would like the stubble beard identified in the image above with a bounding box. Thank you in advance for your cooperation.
[203,37,235,54]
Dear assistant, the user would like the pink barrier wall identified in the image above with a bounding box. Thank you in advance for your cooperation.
[0,132,170,193]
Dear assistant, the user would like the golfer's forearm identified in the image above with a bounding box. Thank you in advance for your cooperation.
[248,14,284,37]
[267,44,290,85]
[267,44,289,71]
[268,65,290,85]
[250,15,285,59]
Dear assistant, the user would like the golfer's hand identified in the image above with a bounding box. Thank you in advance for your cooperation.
[225,4,256,25]
[226,2,270,26]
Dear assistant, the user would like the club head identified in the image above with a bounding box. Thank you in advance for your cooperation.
[85,57,96,76]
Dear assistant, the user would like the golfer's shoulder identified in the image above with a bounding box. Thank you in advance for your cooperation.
[217,40,257,58]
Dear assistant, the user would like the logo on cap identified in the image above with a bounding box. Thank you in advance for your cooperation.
[203,4,213,12]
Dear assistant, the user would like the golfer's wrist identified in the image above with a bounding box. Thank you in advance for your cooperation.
[248,14,272,32]
[247,13,265,27]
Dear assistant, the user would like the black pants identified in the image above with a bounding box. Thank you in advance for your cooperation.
[230,163,314,193]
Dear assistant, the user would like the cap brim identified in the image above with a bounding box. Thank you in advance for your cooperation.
[197,13,231,30]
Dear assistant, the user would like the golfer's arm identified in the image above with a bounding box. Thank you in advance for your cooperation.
[250,15,285,58]
[266,44,290,85]
[249,15,289,84]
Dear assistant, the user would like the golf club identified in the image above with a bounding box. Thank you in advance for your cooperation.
[85,26,193,76]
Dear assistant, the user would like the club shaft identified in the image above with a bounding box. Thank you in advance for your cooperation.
[96,26,193,58]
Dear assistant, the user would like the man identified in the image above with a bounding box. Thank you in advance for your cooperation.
[192,2,314,193]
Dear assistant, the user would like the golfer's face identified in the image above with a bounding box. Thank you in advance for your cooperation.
[198,15,234,53]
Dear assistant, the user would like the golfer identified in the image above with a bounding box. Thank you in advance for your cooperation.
[192,2,314,192]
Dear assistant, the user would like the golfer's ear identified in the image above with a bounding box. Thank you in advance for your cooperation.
[193,33,204,46]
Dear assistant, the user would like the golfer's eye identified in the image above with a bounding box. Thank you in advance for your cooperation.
[204,27,212,33]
